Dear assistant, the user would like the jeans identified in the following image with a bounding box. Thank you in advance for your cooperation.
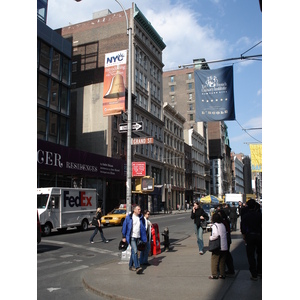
[139,241,151,264]
[89,226,106,242]
[194,224,204,252]
[129,237,140,269]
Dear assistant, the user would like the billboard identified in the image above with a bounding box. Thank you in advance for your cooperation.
[103,50,127,116]
[195,66,235,122]
[250,144,262,172]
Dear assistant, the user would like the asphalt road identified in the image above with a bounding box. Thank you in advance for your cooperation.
[37,211,194,299]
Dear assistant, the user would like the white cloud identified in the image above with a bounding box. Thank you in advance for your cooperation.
[144,3,228,69]
[47,1,228,70]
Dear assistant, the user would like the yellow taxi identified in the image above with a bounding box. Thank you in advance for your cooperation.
[101,207,127,226]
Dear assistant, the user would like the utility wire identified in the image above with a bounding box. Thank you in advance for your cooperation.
[235,119,262,143]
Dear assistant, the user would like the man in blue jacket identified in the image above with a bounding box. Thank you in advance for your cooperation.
[122,205,147,274]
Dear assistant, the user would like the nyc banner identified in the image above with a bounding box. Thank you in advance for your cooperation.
[103,50,127,116]
[195,66,235,122]
[249,144,262,172]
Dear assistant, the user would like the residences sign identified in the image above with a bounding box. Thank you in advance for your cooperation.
[37,140,126,180]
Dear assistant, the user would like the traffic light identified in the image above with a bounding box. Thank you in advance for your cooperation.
[134,176,154,192]
[141,176,154,192]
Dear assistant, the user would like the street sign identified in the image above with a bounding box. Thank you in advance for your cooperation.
[119,121,144,133]
[131,137,154,145]
[132,162,146,177]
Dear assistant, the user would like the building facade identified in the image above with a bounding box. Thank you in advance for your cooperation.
[231,153,245,194]
[58,3,166,212]
[162,66,210,196]
[208,121,232,198]
[163,103,186,211]
[184,128,207,201]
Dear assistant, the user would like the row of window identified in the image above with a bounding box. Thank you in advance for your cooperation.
[37,39,71,146]
[135,70,161,101]
[38,41,71,85]
[164,168,185,188]
[170,82,193,92]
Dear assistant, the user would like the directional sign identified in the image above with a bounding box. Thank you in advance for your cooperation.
[119,121,144,133]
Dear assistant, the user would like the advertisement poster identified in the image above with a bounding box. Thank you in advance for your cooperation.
[249,144,262,172]
[103,50,127,116]
[195,66,235,122]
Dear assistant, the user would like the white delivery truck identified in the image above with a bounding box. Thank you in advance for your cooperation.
[225,193,245,205]
[37,187,97,236]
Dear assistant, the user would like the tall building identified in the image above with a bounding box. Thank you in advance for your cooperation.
[163,103,186,211]
[57,3,166,212]
[231,152,245,194]
[37,1,127,213]
[184,128,208,201]
[162,63,210,196]
[207,121,232,198]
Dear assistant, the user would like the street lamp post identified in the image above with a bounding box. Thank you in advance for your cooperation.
[75,0,132,215]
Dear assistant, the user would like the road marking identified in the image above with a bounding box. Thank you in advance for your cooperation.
[39,265,89,280]
[37,258,56,264]
[37,261,72,271]
[60,254,74,258]
[47,287,61,292]
[42,240,119,256]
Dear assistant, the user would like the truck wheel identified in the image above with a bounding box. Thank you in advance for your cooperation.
[81,219,89,231]
[42,223,52,236]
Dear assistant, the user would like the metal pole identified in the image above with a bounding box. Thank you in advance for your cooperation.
[115,0,132,215]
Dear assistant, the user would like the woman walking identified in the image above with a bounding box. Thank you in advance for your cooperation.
[90,208,109,243]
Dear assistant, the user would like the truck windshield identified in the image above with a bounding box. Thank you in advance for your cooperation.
[37,194,49,209]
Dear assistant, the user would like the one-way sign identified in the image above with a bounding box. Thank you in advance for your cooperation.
[119,121,144,133]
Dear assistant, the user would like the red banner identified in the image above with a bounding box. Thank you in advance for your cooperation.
[103,50,127,116]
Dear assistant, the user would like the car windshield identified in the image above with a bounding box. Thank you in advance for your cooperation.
[111,209,126,215]
[37,194,49,209]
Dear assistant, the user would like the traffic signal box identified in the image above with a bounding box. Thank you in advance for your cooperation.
[134,176,154,193]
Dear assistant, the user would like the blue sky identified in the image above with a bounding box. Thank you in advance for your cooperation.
[47,0,262,156]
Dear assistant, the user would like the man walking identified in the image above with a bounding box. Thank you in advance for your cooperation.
[241,199,262,281]
[122,205,147,274]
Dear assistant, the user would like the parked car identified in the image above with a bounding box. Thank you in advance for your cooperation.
[101,208,127,226]
[37,211,42,244]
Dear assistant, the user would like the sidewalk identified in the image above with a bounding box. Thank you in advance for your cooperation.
[82,227,262,300]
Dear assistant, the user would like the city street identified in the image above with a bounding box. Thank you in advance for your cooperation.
[37,211,192,299]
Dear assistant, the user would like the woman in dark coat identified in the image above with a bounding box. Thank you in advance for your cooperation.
[191,201,209,254]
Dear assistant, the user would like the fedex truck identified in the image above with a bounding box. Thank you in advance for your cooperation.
[37,187,97,236]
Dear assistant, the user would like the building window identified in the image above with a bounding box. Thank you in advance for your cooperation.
[170,85,175,92]
[170,76,175,82]
[37,74,49,106]
[188,83,193,90]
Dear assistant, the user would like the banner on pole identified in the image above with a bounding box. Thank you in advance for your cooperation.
[195,66,235,122]
[249,144,262,172]
[103,50,127,116]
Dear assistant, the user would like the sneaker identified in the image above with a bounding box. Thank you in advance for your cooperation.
[136,267,143,274]
[90,241,94,244]
[105,240,109,243]
[250,276,258,281]
[199,251,204,255]
[129,267,136,271]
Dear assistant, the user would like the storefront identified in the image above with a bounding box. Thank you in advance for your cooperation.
[37,139,126,213]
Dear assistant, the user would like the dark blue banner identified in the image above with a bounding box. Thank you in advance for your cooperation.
[195,66,235,122]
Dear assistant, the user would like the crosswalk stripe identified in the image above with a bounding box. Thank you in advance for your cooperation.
[38,265,89,280]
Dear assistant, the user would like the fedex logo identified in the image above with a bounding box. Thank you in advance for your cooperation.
[63,191,92,207]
